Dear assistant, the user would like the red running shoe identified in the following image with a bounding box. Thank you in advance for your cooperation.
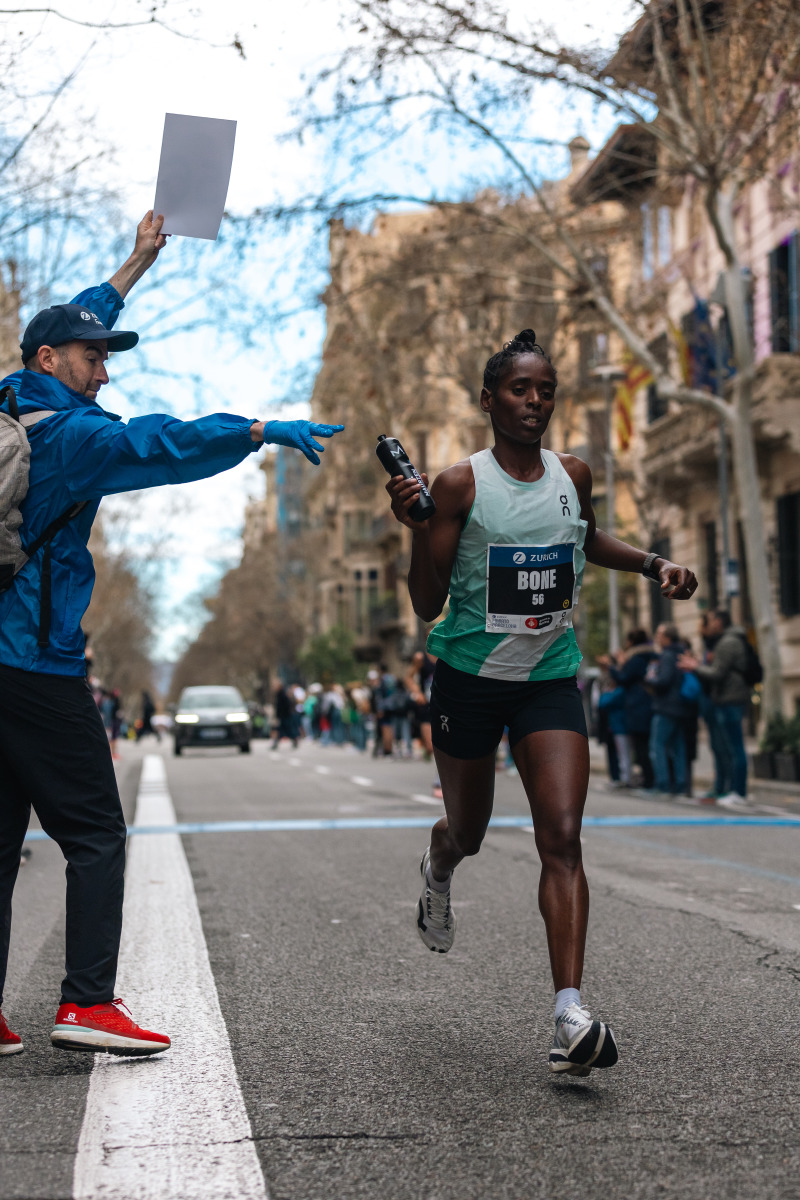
[0,1010,23,1055]
[51,998,170,1057]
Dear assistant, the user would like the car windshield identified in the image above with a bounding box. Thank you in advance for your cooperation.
[179,688,245,710]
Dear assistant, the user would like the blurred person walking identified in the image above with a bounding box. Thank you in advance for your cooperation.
[599,630,656,790]
[647,624,694,796]
[136,689,161,742]
[271,683,298,749]
[679,610,755,807]
[0,213,344,1058]
[406,650,435,759]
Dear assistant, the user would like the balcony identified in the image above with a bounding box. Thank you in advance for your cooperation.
[641,354,800,488]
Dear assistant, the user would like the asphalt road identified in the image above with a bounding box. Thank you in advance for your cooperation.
[3,736,800,1200]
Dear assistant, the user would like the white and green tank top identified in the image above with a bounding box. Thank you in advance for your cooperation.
[427,448,587,681]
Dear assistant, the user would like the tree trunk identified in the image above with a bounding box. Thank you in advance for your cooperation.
[727,380,784,716]
[718,188,784,716]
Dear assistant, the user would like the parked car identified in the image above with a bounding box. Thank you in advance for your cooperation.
[173,685,252,755]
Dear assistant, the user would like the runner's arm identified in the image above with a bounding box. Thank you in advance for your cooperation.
[387,461,473,622]
[560,455,698,600]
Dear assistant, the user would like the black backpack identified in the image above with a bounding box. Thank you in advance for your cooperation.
[737,633,763,688]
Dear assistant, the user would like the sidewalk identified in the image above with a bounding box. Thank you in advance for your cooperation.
[588,734,800,813]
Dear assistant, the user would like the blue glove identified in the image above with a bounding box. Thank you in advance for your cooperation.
[263,420,345,465]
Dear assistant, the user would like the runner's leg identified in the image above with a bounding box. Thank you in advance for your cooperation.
[429,747,496,879]
[510,729,590,990]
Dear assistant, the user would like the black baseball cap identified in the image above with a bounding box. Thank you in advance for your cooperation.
[20,303,139,363]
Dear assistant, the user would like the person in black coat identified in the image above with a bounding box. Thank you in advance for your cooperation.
[647,623,695,794]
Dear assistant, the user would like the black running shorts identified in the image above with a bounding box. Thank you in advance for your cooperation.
[429,658,587,760]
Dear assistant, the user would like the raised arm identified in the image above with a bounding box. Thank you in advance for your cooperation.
[560,454,698,600]
[108,211,168,300]
[387,460,474,622]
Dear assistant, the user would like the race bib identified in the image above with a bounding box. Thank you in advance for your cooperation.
[485,543,576,635]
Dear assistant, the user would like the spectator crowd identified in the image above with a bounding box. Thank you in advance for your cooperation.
[595,611,758,807]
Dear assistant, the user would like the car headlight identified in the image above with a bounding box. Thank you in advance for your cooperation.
[225,712,250,723]
[175,713,199,724]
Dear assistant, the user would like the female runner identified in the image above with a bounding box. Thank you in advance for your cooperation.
[387,329,697,1075]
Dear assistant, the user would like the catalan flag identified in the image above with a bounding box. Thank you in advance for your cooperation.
[614,356,653,450]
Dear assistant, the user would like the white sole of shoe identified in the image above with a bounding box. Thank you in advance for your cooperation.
[51,1027,169,1056]
[549,1021,619,1074]
[0,1042,24,1055]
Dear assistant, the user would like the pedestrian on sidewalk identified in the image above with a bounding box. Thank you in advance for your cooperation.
[679,610,753,807]
[386,327,697,1076]
[598,628,656,789]
[0,213,344,1059]
[647,624,694,796]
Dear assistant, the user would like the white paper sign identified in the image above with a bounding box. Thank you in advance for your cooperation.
[153,113,237,241]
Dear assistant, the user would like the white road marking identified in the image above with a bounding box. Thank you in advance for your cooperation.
[410,793,442,806]
[288,758,301,767]
[73,755,267,1200]
[315,765,331,775]
[350,776,374,787]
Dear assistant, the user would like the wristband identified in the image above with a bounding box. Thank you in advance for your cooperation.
[641,552,662,581]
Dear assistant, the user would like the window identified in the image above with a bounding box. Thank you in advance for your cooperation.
[703,520,719,609]
[343,510,371,555]
[769,231,799,353]
[649,536,672,630]
[578,330,609,387]
[646,333,669,423]
[777,492,800,616]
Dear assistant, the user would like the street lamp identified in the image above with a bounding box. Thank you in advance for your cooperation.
[590,363,628,654]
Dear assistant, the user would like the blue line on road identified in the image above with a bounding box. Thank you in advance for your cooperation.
[21,813,800,841]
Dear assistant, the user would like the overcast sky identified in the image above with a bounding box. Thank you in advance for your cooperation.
[9,0,638,660]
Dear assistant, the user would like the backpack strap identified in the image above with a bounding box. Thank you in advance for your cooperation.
[1,383,18,422]
[19,410,56,428]
[23,501,89,647]
[0,386,86,646]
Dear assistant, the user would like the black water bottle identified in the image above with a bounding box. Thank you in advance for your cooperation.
[376,434,436,522]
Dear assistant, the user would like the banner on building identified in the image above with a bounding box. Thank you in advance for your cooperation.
[614,356,653,450]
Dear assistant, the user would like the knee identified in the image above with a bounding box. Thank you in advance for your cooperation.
[450,825,486,858]
[536,817,583,871]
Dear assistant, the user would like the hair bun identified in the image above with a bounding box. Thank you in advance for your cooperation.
[514,329,537,346]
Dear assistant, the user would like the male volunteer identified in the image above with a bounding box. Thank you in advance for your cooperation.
[0,213,343,1057]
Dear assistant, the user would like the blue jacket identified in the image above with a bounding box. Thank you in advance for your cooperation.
[0,282,259,676]
[648,643,694,720]
[609,646,657,734]
[598,686,627,735]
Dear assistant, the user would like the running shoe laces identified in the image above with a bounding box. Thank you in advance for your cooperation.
[425,882,452,930]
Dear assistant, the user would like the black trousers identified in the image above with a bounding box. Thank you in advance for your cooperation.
[0,663,126,1008]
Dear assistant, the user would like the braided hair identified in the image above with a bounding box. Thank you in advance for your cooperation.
[483,329,556,394]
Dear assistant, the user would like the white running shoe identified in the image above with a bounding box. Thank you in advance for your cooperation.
[415,847,456,953]
[548,1003,619,1076]
[716,793,749,810]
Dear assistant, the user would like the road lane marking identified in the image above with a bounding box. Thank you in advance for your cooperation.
[22,813,800,845]
[315,765,331,775]
[350,776,374,787]
[73,755,267,1200]
[410,793,443,806]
